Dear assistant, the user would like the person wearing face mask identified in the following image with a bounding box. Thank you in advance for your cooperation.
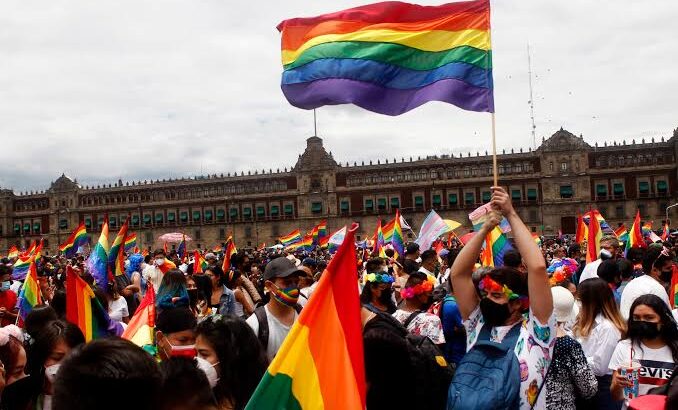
[159,357,218,410]
[245,257,304,361]
[155,307,197,362]
[0,263,19,327]
[418,250,441,286]
[392,273,445,346]
[620,244,673,321]
[450,186,555,409]
[609,294,678,408]
[195,315,268,410]
[4,320,86,410]
[143,249,170,292]
[359,258,396,314]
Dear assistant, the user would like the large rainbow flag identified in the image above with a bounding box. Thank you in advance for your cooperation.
[575,214,588,245]
[59,222,88,258]
[11,256,32,281]
[86,216,110,287]
[193,251,208,274]
[108,218,129,271]
[246,224,365,409]
[287,233,315,252]
[222,237,237,272]
[17,259,42,326]
[65,266,120,342]
[277,0,493,116]
[122,283,156,348]
[481,225,512,267]
[280,229,303,246]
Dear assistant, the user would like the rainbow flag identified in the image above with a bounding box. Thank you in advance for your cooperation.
[328,227,347,254]
[86,216,110,287]
[532,233,542,247]
[245,224,365,409]
[583,210,614,235]
[109,218,129,269]
[17,259,42,326]
[222,237,237,272]
[288,233,315,252]
[480,233,493,267]
[122,283,156,348]
[212,245,222,253]
[277,0,493,116]
[628,210,646,250]
[575,214,588,245]
[24,241,37,257]
[586,210,602,264]
[308,220,328,246]
[12,256,32,281]
[373,219,385,254]
[7,246,18,259]
[482,226,512,267]
[382,218,396,242]
[662,222,670,241]
[176,234,187,260]
[614,224,627,239]
[318,235,330,249]
[124,233,137,251]
[59,222,88,258]
[391,209,405,258]
[66,266,119,342]
[32,239,44,261]
[670,265,678,309]
[193,251,207,274]
[280,229,302,246]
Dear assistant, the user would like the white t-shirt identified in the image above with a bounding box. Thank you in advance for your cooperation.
[108,297,129,323]
[576,314,622,376]
[246,306,298,361]
[608,339,676,408]
[620,275,670,320]
[578,259,602,283]
[464,306,556,409]
[393,309,445,344]
[142,265,163,291]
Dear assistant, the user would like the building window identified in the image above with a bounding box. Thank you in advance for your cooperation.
[448,193,458,205]
[143,215,152,226]
[340,200,350,214]
[311,202,322,214]
[511,189,522,201]
[596,184,608,198]
[271,205,280,216]
[167,212,176,223]
[549,162,553,171]
[155,213,164,224]
[191,211,200,222]
[204,210,213,222]
[561,162,567,171]
[377,198,387,211]
[256,206,266,218]
[130,216,138,227]
[180,212,188,223]
[216,209,225,222]
[33,222,41,234]
[559,185,573,199]
[432,194,442,207]
[390,197,399,209]
[657,180,668,195]
[414,196,424,209]
[638,181,650,196]
[615,205,624,219]
[365,199,374,212]
[110,217,117,228]
[229,208,238,219]
[465,192,475,205]
[527,188,537,201]
[243,207,252,219]
[59,219,68,230]
[14,224,20,234]
[482,191,491,203]
[613,183,624,198]
[284,204,294,216]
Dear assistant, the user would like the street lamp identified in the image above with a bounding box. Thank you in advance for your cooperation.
[666,203,678,228]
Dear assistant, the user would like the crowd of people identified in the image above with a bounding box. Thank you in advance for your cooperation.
[0,186,676,409]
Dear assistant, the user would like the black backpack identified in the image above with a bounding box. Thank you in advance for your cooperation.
[253,304,303,350]
[363,306,455,410]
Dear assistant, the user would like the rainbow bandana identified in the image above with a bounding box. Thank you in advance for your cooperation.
[478,275,529,310]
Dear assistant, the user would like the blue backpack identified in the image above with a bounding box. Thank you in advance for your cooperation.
[447,322,522,409]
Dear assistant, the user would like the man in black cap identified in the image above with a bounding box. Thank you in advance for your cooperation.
[405,243,420,261]
[155,307,197,361]
[246,256,305,360]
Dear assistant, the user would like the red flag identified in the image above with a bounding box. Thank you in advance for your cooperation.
[586,210,602,264]
[575,214,588,244]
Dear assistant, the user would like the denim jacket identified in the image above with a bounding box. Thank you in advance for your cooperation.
[218,285,236,316]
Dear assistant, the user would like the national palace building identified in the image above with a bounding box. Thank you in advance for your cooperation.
[1,127,677,254]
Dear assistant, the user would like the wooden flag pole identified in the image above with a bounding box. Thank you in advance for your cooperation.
[491,112,498,187]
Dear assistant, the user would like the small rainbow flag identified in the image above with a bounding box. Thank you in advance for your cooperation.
[277,0,493,116]
[124,233,137,251]
[17,259,42,326]
[614,224,627,239]
[532,233,542,247]
[482,226,512,267]
[575,214,588,245]
[66,266,118,342]
[193,251,207,274]
[391,209,405,258]
[245,224,365,409]
[661,222,670,241]
[86,215,110,287]
[628,210,646,250]
[287,233,314,252]
[373,219,385,255]
[7,246,18,259]
[222,237,237,272]
[122,284,156,348]
[12,256,32,281]
[24,241,37,257]
[59,222,88,258]
[109,218,129,270]
[212,245,222,253]
[280,229,302,246]
[382,218,395,243]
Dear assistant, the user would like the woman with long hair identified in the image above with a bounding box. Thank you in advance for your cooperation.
[195,315,268,410]
[224,271,254,318]
[156,269,189,313]
[610,294,678,406]
[574,278,626,409]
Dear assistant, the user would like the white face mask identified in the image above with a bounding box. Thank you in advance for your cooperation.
[45,363,60,383]
[196,356,220,388]
[155,258,165,266]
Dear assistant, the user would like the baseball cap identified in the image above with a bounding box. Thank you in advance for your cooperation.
[406,243,420,255]
[264,257,305,281]
[302,258,317,267]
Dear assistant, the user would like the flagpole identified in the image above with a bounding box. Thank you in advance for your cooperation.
[491,112,498,187]
[313,109,318,136]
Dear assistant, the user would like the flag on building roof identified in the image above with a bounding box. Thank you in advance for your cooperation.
[628,210,647,250]
[59,222,88,259]
[7,246,18,260]
[586,210,602,264]
[222,237,237,272]
[124,233,137,251]
[245,224,365,409]
[16,259,42,327]
[277,0,493,116]
[86,216,110,288]
[122,283,156,348]
[280,229,302,246]
[66,265,121,342]
[415,210,459,251]
[575,214,588,245]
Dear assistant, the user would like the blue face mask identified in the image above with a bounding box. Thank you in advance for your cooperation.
[1,281,11,292]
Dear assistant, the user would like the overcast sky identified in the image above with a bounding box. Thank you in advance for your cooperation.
[1,0,677,192]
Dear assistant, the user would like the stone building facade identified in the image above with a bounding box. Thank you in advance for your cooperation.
[1,128,676,254]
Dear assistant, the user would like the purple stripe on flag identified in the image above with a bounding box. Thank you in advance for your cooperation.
[281,77,494,116]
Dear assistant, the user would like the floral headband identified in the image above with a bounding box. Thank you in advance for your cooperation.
[547,258,578,286]
[364,273,395,285]
[478,276,519,300]
[401,280,433,299]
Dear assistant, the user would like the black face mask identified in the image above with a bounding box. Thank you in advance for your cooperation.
[479,297,511,327]
[628,320,661,340]
[421,295,434,311]
[378,288,393,305]
[188,289,198,306]
[660,270,673,283]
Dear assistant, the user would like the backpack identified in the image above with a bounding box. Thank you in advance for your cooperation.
[254,304,303,350]
[447,323,522,410]
[363,305,455,410]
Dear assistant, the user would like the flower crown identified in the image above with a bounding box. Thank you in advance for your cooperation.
[364,273,395,285]
[547,258,578,286]
[401,280,434,299]
[478,276,519,300]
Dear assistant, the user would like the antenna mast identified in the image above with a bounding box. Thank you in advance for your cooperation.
[527,43,537,149]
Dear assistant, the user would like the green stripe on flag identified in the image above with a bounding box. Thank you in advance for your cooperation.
[245,372,302,410]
